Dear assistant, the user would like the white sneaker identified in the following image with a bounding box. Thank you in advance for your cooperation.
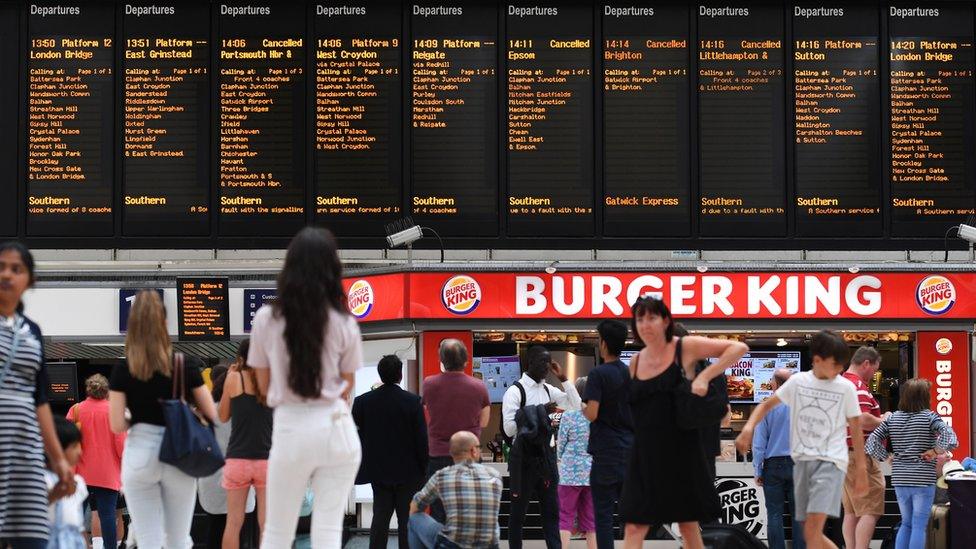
[91,537,104,549]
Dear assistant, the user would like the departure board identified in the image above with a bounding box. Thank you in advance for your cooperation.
[411,3,498,236]
[217,2,306,236]
[793,5,882,237]
[0,2,16,236]
[177,277,230,341]
[698,5,786,237]
[889,6,976,237]
[313,4,402,235]
[122,3,210,236]
[27,3,115,237]
[507,3,594,237]
[602,5,690,237]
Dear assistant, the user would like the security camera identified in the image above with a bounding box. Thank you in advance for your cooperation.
[386,225,423,248]
[958,224,976,244]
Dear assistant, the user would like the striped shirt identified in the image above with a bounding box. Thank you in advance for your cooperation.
[414,461,502,547]
[843,372,880,447]
[865,410,958,487]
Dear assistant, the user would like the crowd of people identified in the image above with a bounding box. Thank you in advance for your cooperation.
[0,230,963,549]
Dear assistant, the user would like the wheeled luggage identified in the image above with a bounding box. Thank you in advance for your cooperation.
[699,524,765,549]
[927,503,949,549]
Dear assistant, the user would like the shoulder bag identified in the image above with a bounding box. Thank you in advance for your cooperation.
[672,338,729,431]
[158,352,225,477]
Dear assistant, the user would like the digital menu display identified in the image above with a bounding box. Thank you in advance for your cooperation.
[472,355,522,403]
[507,3,594,236]
[27,3,115,236]
[0,2,17,236]
[602,5,690,237]
[411,3,499,235]
[716,350,801,403]
[889,6,976,237]
[698,5,786,237]
[314,3,402,235]
[177,277,229,341]
[793,5,882,237]
[122,3,210,236]
[217,2,306,236]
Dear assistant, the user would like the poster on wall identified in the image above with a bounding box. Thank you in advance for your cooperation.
[715,477,767,540]
[472,356,522,403]
[712,350,801,403]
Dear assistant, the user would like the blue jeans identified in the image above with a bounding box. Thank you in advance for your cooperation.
[762,457,805,549]
[894,485,936,549]
[590,455,626,549]
[88,486,119,549]
[407,514,460,549]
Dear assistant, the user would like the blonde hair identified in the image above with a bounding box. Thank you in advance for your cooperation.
[85,373,109,399]
[125,290,172,381]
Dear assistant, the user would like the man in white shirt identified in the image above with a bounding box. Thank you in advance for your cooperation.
[502,346,582,549]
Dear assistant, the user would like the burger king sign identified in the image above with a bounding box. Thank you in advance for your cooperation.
[347,279,375,319]
[442,275,482,315]
[916,276,956,316]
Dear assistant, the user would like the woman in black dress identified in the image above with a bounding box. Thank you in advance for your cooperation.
[620,296,748,549]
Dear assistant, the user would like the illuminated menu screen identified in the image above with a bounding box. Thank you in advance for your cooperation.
[314,4,402,235]
[217,2,305,236]
[889,6,975,237]
[122,3,210,236]
[0,3,16,236]
[698,5,785,237]
[27,3,114,236]
[602,5,690,237]
[411,3,498,235]
[793,5,882,237]
[507,3,594,237]
[177,277,229,341]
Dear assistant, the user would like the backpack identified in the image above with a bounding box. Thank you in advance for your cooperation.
[502,380,550,445]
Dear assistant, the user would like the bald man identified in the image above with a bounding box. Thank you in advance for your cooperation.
[409,432,502,549]
[753,369,804,549]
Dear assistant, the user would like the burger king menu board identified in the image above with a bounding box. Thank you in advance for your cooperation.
[714,350,801,403]
[0,3,16,236]
[602,5,691,237]
[506,3,595,237]
[888,5,976,237]
[698,5,786,237]
[177,277,229,341]
[472,356,522,402]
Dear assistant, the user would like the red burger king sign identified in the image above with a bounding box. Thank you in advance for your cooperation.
[347,279,375,319]
[916,276,956,315]
[441,275,482,315]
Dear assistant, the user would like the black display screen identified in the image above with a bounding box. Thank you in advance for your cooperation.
[888,5,976,237]
[602,5,690,237]
[122,2,210,236]
[507,3,594,237]
[410,2,498,236]
[177,277,229,341]
[698,5,786,237]
[313,3,402,236]
[216,2,306,237]
[0,1,17,237]
[793,5,882,237]
[26,2,115,237]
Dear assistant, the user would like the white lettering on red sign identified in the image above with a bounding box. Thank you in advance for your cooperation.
[936,359,953,422]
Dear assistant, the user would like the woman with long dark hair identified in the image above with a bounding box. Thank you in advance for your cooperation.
[620,296,748,549]
[0,241,75,549]
[249,227,362,549]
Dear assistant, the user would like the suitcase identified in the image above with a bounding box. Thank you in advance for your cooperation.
[948,478,976,549]
[699,524,765,549]
[927,503,949,549]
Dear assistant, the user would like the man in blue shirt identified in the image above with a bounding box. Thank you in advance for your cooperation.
[753,369,805,549]
[582,320,633,549]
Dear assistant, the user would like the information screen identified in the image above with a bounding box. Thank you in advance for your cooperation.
[793,5,882,237]
[46,362,79,403]
[507,3,594,237]
[0,2,16,236]
[889,5,976,237]
[122,3,210,236]
[472,355,522,403]
[177,277,229,341]
[698,5,786,237]
[217,2,306,236]
[313,3,402,235]
[27,3,115,236]
[410,3,499,235]
[602,5,690,237]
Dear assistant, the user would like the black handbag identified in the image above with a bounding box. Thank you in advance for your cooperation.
[158,352,225,477]
[673,347,729,431]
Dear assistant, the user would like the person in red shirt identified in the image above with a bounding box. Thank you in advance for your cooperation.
[67,374,126,549]
[841,346,888,549]
[421,339,490,524]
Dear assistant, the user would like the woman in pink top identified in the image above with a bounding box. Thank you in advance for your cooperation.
[249,227,363,549]
[67,374,125,549]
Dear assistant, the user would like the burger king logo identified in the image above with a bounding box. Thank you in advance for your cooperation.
[347,280,374,319]
[714,478,765,538]
[442,275,482,315]
[916,276,956,316]
[936,337,953,355]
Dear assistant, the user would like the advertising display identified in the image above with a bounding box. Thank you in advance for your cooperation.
[916,331,972,454]
[472,356,522,403]
[716,350,801,403]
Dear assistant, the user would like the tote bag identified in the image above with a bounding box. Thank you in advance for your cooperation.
[158,352,225,477]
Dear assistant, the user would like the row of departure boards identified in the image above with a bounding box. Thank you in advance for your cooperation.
[2,2,975,242]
